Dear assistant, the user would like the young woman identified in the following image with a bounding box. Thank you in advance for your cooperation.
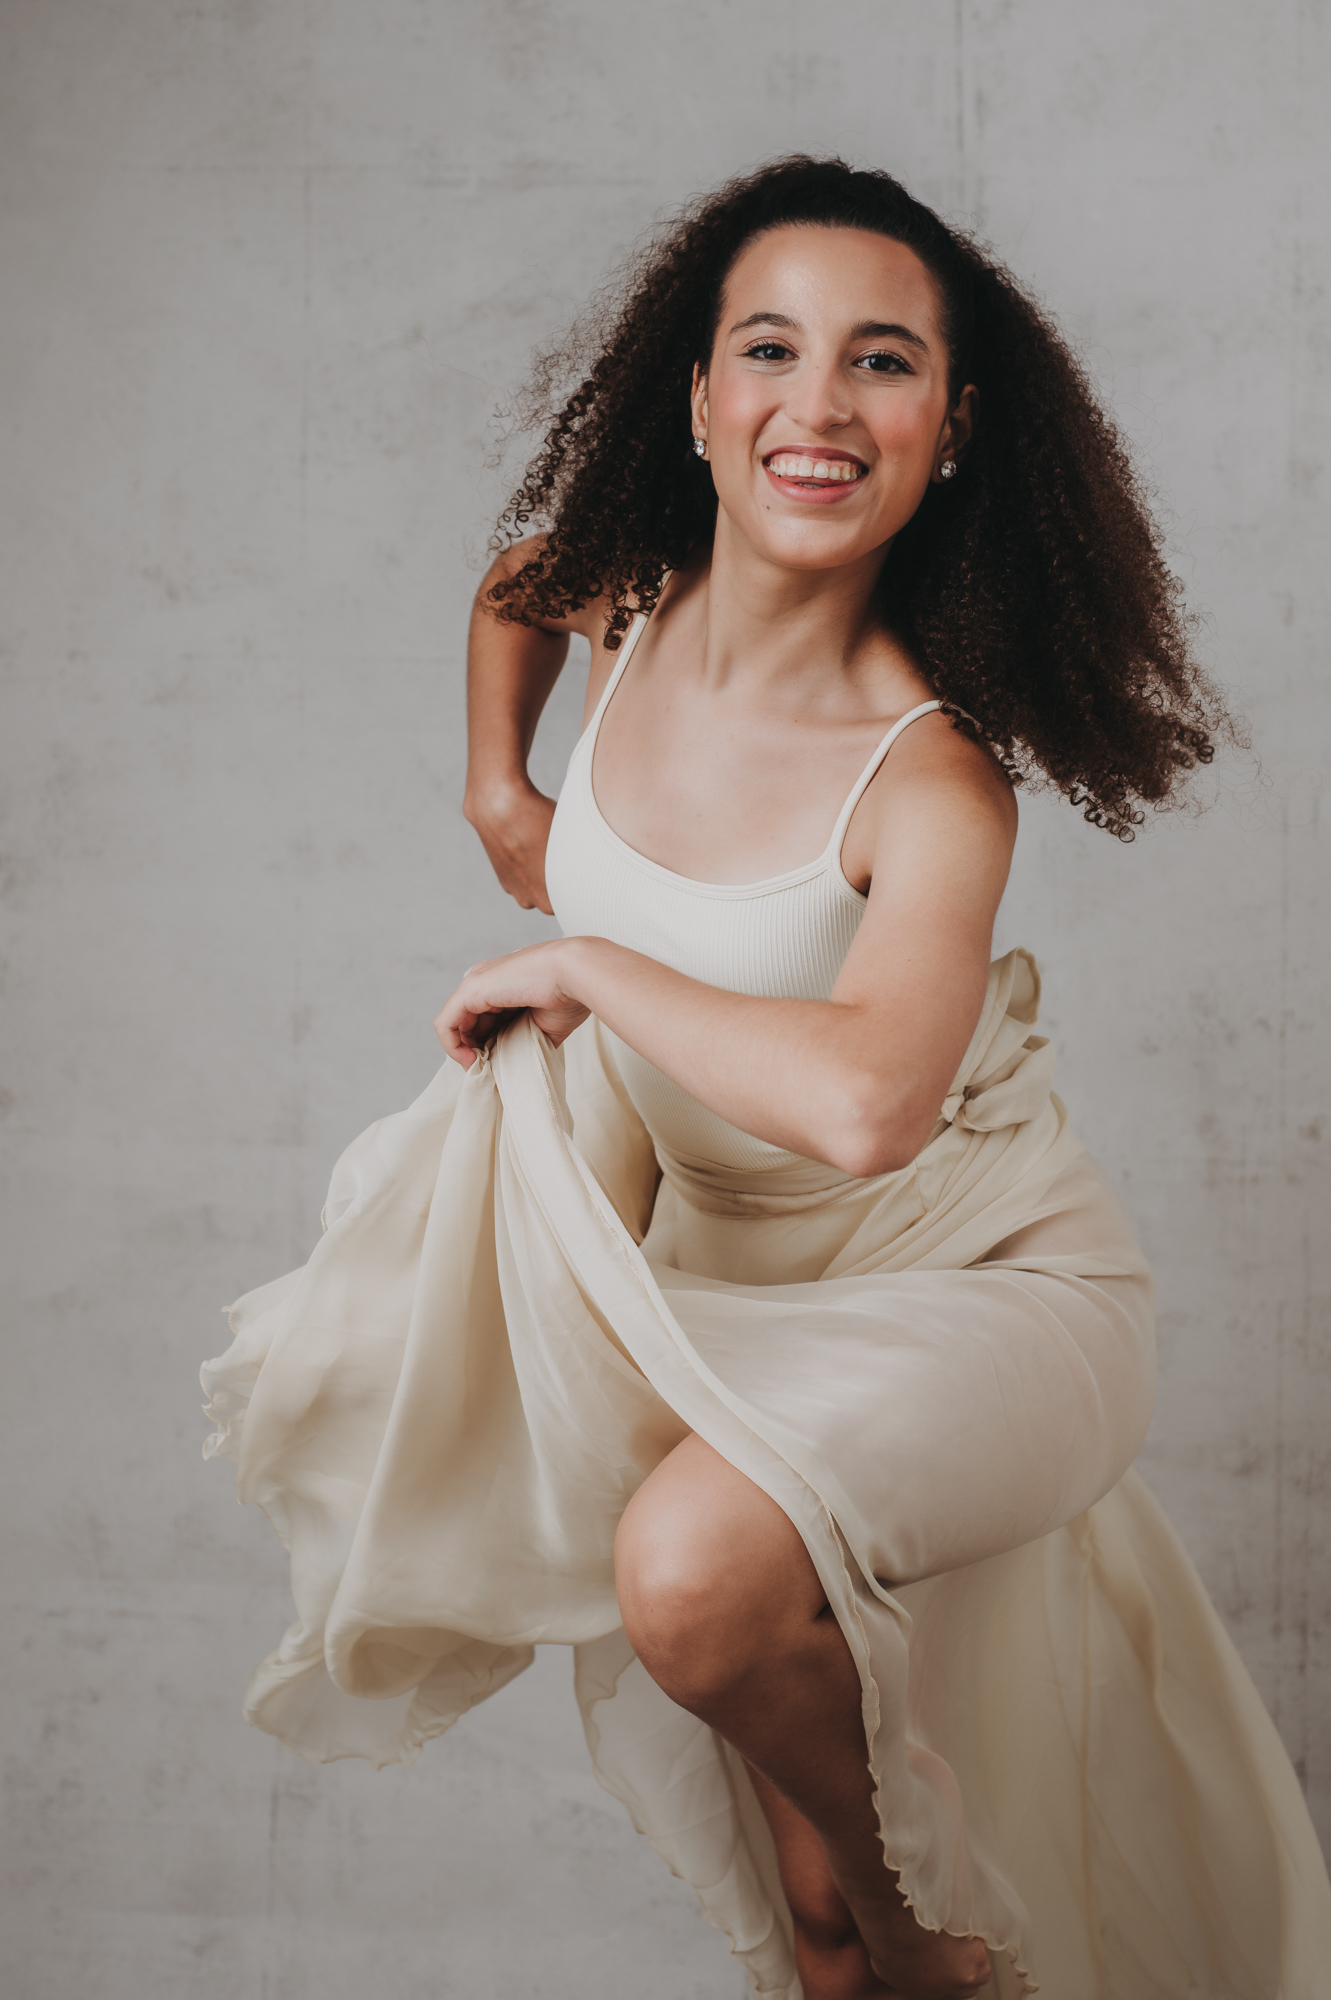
[205,159,1331,1999]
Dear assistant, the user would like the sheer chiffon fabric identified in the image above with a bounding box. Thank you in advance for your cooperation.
[203,951,1331,1997]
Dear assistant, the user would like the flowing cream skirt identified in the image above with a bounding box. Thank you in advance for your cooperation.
[203,952,1331,1997]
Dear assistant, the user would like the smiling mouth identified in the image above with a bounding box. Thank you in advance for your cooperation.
[764,451,867,485]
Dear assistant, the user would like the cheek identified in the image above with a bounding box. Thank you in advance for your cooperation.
[865,393,941,462]
[706,373,772,451]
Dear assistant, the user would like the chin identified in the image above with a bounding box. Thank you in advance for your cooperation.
[754,528,882,573]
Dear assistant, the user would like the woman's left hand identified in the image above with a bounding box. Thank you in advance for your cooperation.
[434,939,591,1068]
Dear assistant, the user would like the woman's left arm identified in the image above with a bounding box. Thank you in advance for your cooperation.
[436,723,1017,1178]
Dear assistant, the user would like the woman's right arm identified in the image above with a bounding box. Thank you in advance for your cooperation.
[463,538,603,914]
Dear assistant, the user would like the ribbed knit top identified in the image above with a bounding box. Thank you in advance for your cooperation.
[545,609,941,1173]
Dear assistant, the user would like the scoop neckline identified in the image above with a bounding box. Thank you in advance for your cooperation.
[585,750,856,900]
[580,604,940,904]
[581,610,868,902]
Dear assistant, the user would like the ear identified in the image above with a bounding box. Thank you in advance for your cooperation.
[689,361,709,449]
[931,382,978,482]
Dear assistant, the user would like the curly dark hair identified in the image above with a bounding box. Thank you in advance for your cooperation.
[488,154,1232,839]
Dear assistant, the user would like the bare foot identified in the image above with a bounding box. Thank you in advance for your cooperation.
[740,1760,989,2000]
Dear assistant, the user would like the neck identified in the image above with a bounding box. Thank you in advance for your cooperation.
[684,511,894,702]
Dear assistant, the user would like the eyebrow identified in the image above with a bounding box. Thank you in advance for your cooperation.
[729,311,930,352]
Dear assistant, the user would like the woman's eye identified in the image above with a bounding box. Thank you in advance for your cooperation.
[743,341,794,362]
[856,350,911,374]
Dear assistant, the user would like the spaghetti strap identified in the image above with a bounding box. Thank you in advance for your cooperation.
[825,698,942,859]
[580,600,657,750]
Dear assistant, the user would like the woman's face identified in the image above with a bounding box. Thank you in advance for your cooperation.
[692,224,974,576]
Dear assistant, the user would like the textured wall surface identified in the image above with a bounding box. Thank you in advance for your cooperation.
[2,3,1327,1996]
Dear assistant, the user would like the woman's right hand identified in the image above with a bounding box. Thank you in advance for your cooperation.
[464,778,557,914]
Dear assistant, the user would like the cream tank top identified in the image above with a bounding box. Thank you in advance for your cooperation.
[544,611,941,1174]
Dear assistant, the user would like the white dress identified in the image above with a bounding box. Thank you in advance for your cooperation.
[203,614,1331,1997]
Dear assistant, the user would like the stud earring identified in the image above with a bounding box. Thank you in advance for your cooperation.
[939,460,957,479]
[693,438,707,458]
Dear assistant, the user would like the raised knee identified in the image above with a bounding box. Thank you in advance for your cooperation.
[614,1519,745,1707]
[613,1438,822,1712]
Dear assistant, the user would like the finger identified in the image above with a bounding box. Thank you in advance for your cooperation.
[440,1014,491,1067]
[442,1003,514,1058]
[435,1001,481,1050]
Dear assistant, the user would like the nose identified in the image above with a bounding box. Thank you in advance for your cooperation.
[783,350,851,434]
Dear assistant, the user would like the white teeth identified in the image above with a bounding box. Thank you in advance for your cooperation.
[769,454,861,483]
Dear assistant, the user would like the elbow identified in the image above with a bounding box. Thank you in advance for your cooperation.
[822,1084,937,1181]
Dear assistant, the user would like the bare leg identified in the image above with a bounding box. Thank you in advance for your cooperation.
[746,1763,899,2000]
[614,1434,992,2000]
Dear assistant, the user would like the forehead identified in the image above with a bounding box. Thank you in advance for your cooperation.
[721,224,942,335]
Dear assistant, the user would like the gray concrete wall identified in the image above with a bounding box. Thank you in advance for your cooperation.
[2,3,1326,1995]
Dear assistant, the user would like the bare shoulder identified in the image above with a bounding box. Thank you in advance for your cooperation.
[480,532,615,646]
[891,709,1017,825]
[844,706,1018,895]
